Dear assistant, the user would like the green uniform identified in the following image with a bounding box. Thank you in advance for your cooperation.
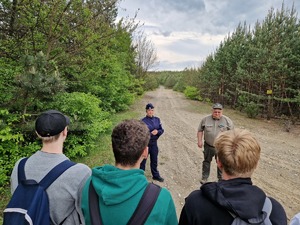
[198,115,234,181]
[198,115,234,146]
[81,165,178,225]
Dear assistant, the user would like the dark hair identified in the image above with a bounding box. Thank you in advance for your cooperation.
[111,119,150,166]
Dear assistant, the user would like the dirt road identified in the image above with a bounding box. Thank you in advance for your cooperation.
[132,86,300,222]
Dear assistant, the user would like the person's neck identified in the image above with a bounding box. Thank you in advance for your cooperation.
[41,142,64,154]
[116,162,140,170]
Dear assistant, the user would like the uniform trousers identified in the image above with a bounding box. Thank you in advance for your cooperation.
[202,142,222,180]
[140,141,160,178]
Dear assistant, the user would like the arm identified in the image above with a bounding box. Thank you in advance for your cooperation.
[156,119,164,136]
[197,131,204,148]
[152,118,164,137]
[226,116,234,130]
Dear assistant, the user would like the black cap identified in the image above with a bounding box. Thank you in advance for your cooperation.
[35,110,70,137]
[145,103,154,110]
[212,103,223,109]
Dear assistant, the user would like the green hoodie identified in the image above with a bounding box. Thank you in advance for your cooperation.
[81,165,178,225]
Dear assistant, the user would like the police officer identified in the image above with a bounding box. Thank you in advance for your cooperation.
[140,103,164,182]
[197,103,234,184]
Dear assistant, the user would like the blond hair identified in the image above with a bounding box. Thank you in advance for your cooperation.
[214,129,261,177]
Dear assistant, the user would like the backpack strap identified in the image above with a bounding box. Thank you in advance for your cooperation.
[17,157,29,183]
[89,180,103,225]
[88,182,161,225]
[39,160,76,189]
[228,197,272,225]
[127,183,161,225]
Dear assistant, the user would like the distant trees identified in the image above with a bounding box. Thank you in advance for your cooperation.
[161,3,300,120]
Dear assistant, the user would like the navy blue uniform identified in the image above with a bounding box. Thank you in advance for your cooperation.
[140,115,164,179]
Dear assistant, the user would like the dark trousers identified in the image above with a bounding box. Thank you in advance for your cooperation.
[202,142,222,180]
[140,142,160,178]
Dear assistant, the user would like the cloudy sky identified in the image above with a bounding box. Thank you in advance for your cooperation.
[117,0,300,71]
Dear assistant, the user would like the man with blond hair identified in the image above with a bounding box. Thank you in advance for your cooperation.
[180,129,287,225]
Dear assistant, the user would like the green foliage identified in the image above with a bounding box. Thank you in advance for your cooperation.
[50,92,111,157]
[0,59,21,106]
[245,102,260,118]
[14,52,66,114]
[0,109,26,192]
[163,74,179,89]
[143,74,159,90]
[174,4,300,119]
[184,86,201,100]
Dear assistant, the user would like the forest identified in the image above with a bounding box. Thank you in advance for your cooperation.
[0,0,155,191]
[0,0,300,194]
[156,4,300,123]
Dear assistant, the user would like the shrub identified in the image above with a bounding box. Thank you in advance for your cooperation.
[50,92,111,157]
[245,101,260,118]
[184,86,201,100]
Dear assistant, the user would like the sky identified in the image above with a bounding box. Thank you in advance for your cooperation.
[117,0,300,71]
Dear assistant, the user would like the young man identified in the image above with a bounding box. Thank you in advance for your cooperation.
[140,103,165,182]
[197,103,234,184]
[81,119,177,225]
[180,129,287,225]
[10,110,91,225]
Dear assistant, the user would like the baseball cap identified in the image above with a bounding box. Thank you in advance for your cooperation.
[35,110,70,137]
[212,103,223,109]
[145,103,154,110]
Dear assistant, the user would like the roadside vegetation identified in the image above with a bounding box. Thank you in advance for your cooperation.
[148,4,300,123]
[1,0,299,221]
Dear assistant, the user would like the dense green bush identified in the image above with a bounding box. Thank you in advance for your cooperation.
[184,86,201,100]
[0,109,40,193]
[245,101,260,118]
[50,92,112,157]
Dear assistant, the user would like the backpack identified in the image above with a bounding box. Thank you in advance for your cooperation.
[229,197,272,225]
[88,181,161,225]
[3,157,76,225]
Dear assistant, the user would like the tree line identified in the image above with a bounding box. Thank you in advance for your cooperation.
[0,0,157,191]
[154,3,300,121]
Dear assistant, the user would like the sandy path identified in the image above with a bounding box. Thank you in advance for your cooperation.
[132,86,300,222]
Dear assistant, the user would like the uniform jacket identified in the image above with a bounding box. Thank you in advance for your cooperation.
[142,116,164,143]
[81,165,178,225]
[198,114,234,146]
[179,178,287,225]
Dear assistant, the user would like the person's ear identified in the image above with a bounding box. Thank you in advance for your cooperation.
[142,147,148,159]
[62,127,68,136]
[216,157,223,170]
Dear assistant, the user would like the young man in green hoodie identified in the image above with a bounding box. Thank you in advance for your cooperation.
[81,119,178,225]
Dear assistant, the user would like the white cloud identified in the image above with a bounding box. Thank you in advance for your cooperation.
[118,0,300,71]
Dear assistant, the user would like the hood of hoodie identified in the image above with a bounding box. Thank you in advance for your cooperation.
[91,165,148,206]
[201,178,266,220]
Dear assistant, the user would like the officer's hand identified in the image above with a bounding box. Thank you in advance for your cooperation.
[151,129,158,135]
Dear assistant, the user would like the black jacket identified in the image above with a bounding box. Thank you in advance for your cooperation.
[179,178,287,225]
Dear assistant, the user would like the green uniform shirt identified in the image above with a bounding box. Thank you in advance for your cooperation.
[198,115,234,146]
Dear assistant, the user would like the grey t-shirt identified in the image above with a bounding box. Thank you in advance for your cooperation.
[198,115,234,146]
[11,151,91,225]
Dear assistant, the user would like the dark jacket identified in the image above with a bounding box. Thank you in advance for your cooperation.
[142,116,164,142]
[179,178,287,225]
